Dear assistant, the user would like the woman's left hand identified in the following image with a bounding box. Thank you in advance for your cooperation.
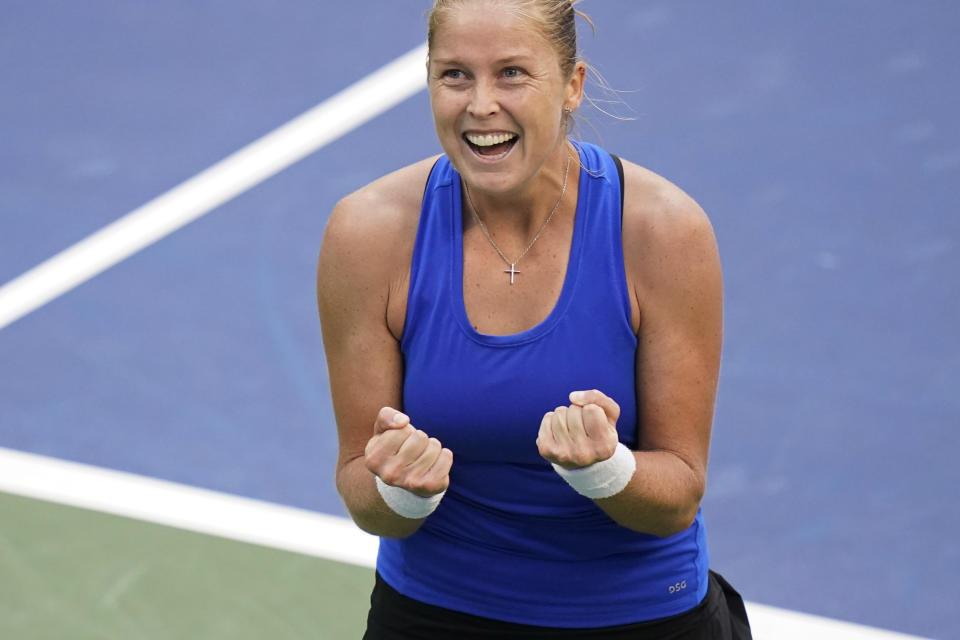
[537,389,621,470]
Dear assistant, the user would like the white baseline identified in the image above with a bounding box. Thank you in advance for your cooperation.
[0,447,931,640]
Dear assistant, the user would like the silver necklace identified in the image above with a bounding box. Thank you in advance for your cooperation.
[463,152,572,285]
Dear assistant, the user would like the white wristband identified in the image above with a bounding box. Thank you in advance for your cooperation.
[375,476,445,519]
[552,442,637,499]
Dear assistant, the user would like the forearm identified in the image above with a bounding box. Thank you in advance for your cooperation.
[336,456,428,539]
[592,449,704,538]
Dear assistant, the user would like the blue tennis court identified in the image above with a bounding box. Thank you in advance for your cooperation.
[1,2,957,638]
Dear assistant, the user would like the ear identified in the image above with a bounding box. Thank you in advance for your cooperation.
[564,60,588,112]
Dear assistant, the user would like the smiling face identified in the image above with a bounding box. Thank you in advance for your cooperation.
[428,0,585,197]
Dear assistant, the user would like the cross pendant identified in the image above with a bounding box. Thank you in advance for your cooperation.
[504,263,520,285]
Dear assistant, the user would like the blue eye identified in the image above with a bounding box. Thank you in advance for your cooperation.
[442,69,464,80]
[503,67,521,78]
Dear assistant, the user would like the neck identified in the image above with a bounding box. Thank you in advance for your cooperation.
[465,139,577,234]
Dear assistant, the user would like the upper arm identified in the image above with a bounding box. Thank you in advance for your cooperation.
[316,163,429,475]
[621,161,723,491]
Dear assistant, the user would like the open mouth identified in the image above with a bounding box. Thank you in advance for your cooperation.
[464,132,518,159]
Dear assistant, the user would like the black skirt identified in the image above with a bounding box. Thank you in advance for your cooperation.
[363,570,752,640]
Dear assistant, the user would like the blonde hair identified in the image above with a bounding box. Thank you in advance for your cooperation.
[427,0,593,79]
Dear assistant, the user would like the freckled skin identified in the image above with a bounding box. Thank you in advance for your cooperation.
[427,3,585,207]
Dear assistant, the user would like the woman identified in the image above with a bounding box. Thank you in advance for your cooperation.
[317,1,751,637]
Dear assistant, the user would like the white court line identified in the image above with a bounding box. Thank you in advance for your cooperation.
[0,43,429,331]
[0,446,378,569]
[744,603,933,640]
[0,447,932,640]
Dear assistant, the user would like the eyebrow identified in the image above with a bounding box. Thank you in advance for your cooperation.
[430,53,536,67]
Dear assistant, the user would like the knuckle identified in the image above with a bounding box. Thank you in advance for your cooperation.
[536,439,554,458]
[376,407,396,428]
[412,469,447,495]
[378,459,405,484]
[421,439,440,459]
[403,473,425,492]
[571,451,593,467]
[420,479,446,495]
[365,455,382,475]
[365,441,387,464]
[437,452,453,472]
[595,443,616,462]
[379,469,401,486]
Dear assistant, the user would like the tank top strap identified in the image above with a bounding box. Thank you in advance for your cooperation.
[401,155,459,352]
[569,141,634,339]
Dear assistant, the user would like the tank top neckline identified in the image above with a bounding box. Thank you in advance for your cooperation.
[450,145,589,347]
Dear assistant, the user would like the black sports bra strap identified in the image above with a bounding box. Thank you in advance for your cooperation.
[610,153,625,221]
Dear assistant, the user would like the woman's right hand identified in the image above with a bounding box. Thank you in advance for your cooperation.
[365,407,453,498]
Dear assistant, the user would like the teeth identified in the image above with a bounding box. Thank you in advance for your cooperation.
[465,133,517,147]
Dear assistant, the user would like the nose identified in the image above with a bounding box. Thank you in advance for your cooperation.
[467,79,499,118]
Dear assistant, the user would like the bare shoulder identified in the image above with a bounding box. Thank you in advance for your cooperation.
[318,156,440,338]
[320,156,440,285]
[617,158,721,317]
[324,155,441,250]
[619,158,715,255]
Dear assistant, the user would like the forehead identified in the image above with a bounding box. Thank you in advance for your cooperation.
[430,1,555,62]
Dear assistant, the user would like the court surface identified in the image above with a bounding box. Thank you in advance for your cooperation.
[1,1,957,638]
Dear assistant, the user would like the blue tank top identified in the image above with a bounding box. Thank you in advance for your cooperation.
[378,142,709,627]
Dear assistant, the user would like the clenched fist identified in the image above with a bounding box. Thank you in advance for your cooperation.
[537,389,621,470]
[365,407,453,497]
